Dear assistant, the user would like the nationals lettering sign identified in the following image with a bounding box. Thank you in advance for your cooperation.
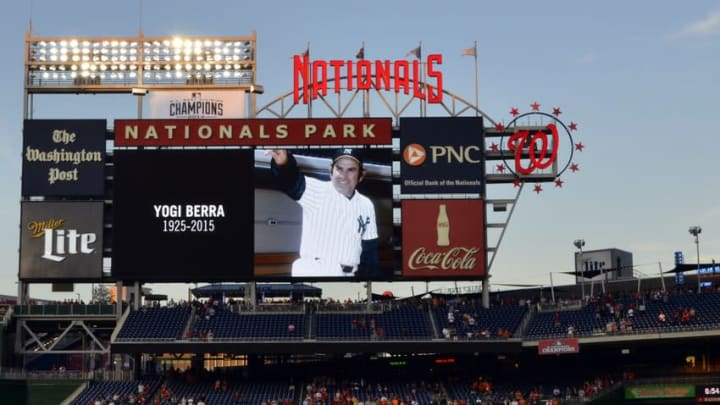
[401,199,486,279]
[114,118,392,147]
[293,54,443,104]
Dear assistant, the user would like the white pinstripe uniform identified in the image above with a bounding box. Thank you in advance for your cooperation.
[291,176,378,277]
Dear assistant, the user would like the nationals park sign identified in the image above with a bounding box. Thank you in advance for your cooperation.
[114,118,393,147]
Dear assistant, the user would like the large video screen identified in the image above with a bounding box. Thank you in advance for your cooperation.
[112,149,255,282]
[112,147,393,282]
[109,117,487,283]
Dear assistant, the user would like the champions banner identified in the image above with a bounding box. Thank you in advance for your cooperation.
[147,90,246,119]
[537,338,580,355]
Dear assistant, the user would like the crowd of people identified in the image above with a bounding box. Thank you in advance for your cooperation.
[76,370,619,405]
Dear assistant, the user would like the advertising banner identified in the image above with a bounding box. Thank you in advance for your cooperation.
[624,385,695,400]
[20,201,104,280]
[401,199,485,279]
[399,117,484,195]
[147,90,246,119]
[22,119,106,197]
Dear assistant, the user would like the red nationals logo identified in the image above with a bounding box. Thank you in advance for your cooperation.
[493,105,583,193]
[508,123,560,175]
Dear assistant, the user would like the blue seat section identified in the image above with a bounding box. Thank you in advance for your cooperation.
[628,290,720,332]
[233,382,296,404]
[433,301,528,338]
[159,381,295,404]
[523,291,720,339]
[70,379,294,405]
[116,307,191,341]
[305,380,432,404]
[314,305,432,340]
[523,305,600,339]
[190,308,305,340]
[70,380,159,405]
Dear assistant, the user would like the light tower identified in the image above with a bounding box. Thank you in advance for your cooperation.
[573,239,586,300]
[689,226,702,293]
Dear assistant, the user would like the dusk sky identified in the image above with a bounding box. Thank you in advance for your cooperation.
[2,1,719,301]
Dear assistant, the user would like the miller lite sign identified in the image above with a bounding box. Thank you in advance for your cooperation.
[401,199,486,279]
[20,201,104,280]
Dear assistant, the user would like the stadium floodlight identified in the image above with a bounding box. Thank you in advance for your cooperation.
[573,239,586,300]
[689,226,702,293]
[24,32,258,94]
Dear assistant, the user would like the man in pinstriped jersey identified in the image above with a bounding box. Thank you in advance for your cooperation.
[269,148,379,278]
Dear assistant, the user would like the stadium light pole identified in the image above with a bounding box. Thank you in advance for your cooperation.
[574,239,586,301]
[689,226,702,294]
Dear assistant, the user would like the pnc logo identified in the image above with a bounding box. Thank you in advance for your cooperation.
[403,144,426,166]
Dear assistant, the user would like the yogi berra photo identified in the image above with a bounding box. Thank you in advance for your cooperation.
[268,148,380,278]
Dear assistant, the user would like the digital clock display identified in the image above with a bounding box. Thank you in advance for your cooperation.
[697,385,720,402]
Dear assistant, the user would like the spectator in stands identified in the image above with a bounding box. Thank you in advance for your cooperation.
[681,308,691,324]
[159,384,172,400]
[658,310,667,324]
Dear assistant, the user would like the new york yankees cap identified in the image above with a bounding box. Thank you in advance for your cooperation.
[332,148,364,165]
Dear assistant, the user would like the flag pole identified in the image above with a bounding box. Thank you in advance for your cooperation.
[419,41,424,116]
[306,41,312,118]
[357,41,369,117]
[472,40,479,116]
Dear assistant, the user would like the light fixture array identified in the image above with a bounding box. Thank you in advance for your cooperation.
[26,35,256,88]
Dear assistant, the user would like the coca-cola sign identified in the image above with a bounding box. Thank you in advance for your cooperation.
[402,200,486,279]
[407,247,480,271]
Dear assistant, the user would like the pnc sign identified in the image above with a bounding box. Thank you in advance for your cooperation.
[399,117,485,195]
[403,144,482,166]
